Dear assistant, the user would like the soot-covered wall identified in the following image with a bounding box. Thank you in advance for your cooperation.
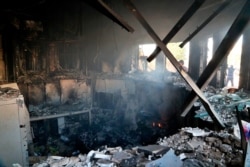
[18,74,189,130]
[20,73,190,155]
[1,0,244,82]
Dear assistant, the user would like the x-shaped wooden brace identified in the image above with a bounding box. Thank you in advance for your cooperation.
[123,0,225,129]
[180,0,250,118]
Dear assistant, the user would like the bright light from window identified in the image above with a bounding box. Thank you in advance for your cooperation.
[207,37,213,64]
[166,42,190,72]
[226,35,243,88]
[138,44,156,71]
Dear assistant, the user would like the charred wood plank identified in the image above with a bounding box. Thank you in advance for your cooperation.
[124,0,225,129]
[83,0,134,32]
[181,0,250,117]
[179,0,232,48]
[147,0,205,62]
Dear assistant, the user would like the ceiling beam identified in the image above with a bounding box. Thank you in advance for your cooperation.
[146,0,205,62]
[124,0,225,129]
[179,0,232,48]
[83,0,134,32]
[181,0,250,117]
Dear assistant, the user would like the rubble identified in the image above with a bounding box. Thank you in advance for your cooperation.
[137,144,169,156]
[0,86,20,100]
[12,73,250,166]
[194,87,250,126]
[30,127,244,167]
[157,127,243,166]
[145,149,183,167]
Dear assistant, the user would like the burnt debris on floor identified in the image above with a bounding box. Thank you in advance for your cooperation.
[23,71,189,158]
[31,127,244,167]
[193,86,250,126]
[3,72,250,166]
[28,81,250,167]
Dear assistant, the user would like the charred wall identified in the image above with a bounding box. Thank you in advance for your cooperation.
[0,0,245,83]
[19,72,190,155]
[2,0,242,156]
[18,73,189,128]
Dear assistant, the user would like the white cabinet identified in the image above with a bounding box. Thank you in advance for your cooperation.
[0,83,32,167]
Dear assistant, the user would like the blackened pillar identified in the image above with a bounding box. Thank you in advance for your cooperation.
[199,40,208,77]
[239,26,250,90]
[212,32,226,88]
[0,35,5,83]
[2,18,20,82]
[189,38,202,81]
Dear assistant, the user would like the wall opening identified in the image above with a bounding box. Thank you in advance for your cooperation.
[206,35,242,88]
[226,35,243,88]
[138,44,156,72]
[207,37,213,64]
[166,42,190,73]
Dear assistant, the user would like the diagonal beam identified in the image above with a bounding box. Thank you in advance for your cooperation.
[123,0,225,129]
[179,0,232,48]
[181,0,250,117]
[147,0,205,62]
[83,0,134,32]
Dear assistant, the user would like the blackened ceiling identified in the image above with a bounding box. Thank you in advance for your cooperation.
[0,0,246,42]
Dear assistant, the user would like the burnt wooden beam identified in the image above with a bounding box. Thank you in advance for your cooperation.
[179,0,232,48]
[181,0,250,117]
[123,0,225,129]
[147,0,205,62]
[83,0,134,32]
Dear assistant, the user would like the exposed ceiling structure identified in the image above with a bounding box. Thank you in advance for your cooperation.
[0,0,246,40]
[1,1,250,165]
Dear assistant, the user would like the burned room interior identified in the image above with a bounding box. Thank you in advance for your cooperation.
[1,0,250,166]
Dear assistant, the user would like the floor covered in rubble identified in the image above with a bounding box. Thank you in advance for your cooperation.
[22,74,250,167]
[1,72,249,167]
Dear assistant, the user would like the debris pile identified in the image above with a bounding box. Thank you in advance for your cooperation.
[31,127,244,167]
[0,86,20,100]
[30,107,169,157]
[194,87,250,125]
[77,109,168,153]
[158,127,243,167]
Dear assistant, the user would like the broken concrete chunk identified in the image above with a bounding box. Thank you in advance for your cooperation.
[49,157,70,167]
[182,127,211,137]
[65,157,80,167]
[32,163,49,167]
[180,152,196,160]
[86,150,111,163]
[103,146,123,154]
[111,151,136,167]
[187,139,204,150]
[183,158,216,167]
[137,144,169,156]
[145,149,183,167]
[219,144,233,153]
[205,137,218,143]
[78,154,87,162]
[96,159,115,167]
